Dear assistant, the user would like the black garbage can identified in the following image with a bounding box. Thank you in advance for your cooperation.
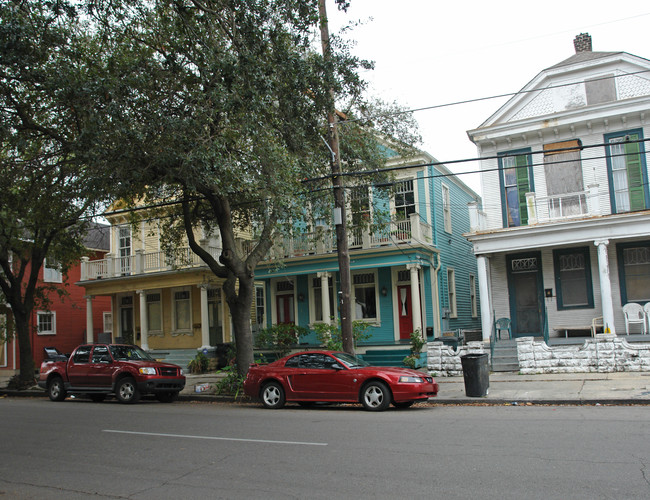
[460,353,489,397]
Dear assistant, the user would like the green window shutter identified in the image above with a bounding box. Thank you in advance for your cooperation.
[516,155,530,225]
[624,136,646,210]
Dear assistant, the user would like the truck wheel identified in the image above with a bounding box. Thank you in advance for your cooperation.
[155,392,179,403]
[115,377,141,404]
[48,376,67,402]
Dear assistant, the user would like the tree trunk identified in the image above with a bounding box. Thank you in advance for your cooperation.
[223,274,255,378]
[13,309,36,388]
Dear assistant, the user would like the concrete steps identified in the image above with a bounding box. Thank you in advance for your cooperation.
[491,339,520,372]
[149,349,198,370]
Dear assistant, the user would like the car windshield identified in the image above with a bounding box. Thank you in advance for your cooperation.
[109,345,154,361]
[332,352,370,368]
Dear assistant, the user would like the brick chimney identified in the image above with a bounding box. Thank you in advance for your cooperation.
[573,33,592,53]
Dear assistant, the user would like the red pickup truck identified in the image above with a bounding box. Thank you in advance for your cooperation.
[38,343,186,404]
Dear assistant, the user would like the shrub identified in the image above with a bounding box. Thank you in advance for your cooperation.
[254,323,309,357]
[312,319,372,351]
[188,352,209,374]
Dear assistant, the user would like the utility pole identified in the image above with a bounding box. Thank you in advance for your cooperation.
[317,0,354,354]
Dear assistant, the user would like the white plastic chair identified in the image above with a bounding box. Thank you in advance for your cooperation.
[623,303,647,335]
[645,303,650,335]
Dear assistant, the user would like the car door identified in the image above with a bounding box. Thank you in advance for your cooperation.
[289,353,354,400]
[87,345,115,388]
[66,345,93,386]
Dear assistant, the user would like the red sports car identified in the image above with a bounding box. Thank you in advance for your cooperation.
[243,350,438,411]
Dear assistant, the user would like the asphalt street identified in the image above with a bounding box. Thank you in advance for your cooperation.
[1,397,649,499]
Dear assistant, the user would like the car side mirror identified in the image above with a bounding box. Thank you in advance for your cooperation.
[331,363,344,370]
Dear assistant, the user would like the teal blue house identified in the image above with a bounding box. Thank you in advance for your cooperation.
[253,150,482,363]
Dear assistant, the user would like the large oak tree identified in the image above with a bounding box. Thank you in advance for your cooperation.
[86,0,420,375]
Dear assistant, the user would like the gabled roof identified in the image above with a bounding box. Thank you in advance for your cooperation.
[83,223,110,252]
[545,51,623,70]
[467,35,650,137]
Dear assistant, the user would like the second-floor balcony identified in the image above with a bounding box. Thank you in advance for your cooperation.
[267,213,433,260]
[81,214,434,281]
[469,185,603,233]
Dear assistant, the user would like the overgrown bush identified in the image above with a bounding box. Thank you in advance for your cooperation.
[254,323,309,357]
[214,364,246,398]
[403,329,426,368]
[188,352,209,374]
[312,320,372,351]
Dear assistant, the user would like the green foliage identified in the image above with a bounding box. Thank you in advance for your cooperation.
[188,352,209,374]
[312,320,372,351]
[214,364,246,398]
[403,329,425,369]
[254,323,309,357]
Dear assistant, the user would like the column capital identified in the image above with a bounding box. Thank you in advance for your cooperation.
[406,262,421,271]
[197,283,210,290]
[136,289,146,296]
[84,295,95,300]
[317,271,330,279]
[594,239,609,247]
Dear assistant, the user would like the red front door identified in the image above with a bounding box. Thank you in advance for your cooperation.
[398,285,413,340]
[276,294,295,324]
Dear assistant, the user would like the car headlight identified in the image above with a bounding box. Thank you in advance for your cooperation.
[180,368,184,376]
[399,376,424,383]
[139,367,157,375]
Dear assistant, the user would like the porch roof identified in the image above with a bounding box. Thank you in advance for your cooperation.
[466,210,650,255]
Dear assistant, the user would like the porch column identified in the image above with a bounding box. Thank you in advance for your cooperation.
[407,263,422,335]
[318,272,331,324]
[199,284,211,349]
[594,239,616,335]
[85,295,94,343]
[476,255,492,342]
[137,290,149,350]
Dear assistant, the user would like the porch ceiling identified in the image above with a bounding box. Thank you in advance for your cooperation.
[467,210,650,255]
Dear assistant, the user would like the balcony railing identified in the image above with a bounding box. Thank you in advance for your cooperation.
[81,214,434,280]
[268,213,433,260]
[81,246,221,281]
[468,185,603,232]
[526,186,600,225]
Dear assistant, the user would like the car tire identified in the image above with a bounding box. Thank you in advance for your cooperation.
[88,394,107,402]
[392,400,415,409]
[261,381,285,409]
[47,376,67,402]
[156,392,179,403]
[361,381,391,411]
[115,378,141,404]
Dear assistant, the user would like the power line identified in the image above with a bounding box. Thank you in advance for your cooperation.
[338,69,650,125]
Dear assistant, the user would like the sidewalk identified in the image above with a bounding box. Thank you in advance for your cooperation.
[5,371,650,405]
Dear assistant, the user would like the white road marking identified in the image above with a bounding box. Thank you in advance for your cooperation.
[102,429,327,446]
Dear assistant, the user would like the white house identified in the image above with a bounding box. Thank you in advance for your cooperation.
[466,33,650,342]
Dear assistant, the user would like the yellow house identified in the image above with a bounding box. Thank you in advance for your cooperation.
[79,207,263,366]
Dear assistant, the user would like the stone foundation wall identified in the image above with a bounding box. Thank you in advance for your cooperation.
[517,335,650,374]
[426,341,487,376]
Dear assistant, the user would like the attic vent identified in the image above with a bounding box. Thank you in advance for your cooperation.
[573,33,592,53]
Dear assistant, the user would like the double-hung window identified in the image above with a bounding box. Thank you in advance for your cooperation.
[499,150,533,227]
[394,180,416,220]
[617,241,650,304]
[146,292,162,333]
[553,247,594,310]
[442,183,452,233]
[605,130,649,213]
[172,287,192,333]
[43,258,62,283]
[37,311,56,335]
[447,268,457,318]
[352,272,377,321]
